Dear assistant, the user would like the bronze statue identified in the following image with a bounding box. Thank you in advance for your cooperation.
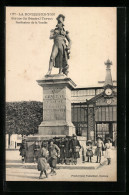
[46,14,71,76]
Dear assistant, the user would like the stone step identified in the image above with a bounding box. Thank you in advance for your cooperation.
[6,160,106,170]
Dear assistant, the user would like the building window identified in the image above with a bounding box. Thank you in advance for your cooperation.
[72,104,88,136]
[95,106,117,122]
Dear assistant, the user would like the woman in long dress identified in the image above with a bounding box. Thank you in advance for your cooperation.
[37,141,50,179]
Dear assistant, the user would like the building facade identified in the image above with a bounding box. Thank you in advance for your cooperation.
[71,59,117,145]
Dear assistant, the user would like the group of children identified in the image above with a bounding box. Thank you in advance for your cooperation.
[38,136,112,179]
[83,136,112,165]
[37,135,81,166]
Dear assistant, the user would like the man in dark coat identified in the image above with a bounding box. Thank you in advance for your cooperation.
[48,139,60,175]
[19,138,27,163]
[70,134,81,165]
[58,138,65,164]
[64,136,70,165]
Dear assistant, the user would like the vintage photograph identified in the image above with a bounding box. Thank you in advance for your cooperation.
[6,7,117,181]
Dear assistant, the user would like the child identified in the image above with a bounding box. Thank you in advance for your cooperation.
[95,136,103,164]
[48,139,60,175]
[37,141,49,179]
[86,140,93,162]
[104,137,112,165]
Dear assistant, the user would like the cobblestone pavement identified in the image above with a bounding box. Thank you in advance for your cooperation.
[5,149,117,181]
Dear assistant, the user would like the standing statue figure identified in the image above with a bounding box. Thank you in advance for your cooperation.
[46,14,71,76]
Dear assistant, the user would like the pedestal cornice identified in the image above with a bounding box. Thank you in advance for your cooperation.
[37,74,76,90]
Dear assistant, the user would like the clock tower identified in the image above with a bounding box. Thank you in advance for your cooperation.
[86,59,117,142]
[103,59,114,104]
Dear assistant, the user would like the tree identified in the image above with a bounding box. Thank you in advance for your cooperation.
[6,101,43,136]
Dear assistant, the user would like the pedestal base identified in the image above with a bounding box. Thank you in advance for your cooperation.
[25,134,69,163]
[38,121,75,136]
[25,135,86,163]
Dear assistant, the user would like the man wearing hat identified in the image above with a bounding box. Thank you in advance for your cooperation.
[58,137,65,164]
[95,136,104,164]
[48,139,60,175]
[104,137,112,165]
[69,134,81,165]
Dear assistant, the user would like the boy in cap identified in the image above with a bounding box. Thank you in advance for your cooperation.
[48,139,60,175]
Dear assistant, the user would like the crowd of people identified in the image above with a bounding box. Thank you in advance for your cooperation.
[19,134,112,179]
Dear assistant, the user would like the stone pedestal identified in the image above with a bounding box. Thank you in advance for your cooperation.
[25,74,76,163]
[37,74,76,136]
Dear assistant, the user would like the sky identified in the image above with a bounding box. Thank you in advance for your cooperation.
[6,7,117,102]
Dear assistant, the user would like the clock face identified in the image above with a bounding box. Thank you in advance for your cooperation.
[105,88,112,96]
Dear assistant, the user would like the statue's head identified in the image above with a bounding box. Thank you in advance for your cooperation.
[56,14,65,25]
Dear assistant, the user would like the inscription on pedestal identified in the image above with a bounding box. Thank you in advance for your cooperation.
[43,86,66,121]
